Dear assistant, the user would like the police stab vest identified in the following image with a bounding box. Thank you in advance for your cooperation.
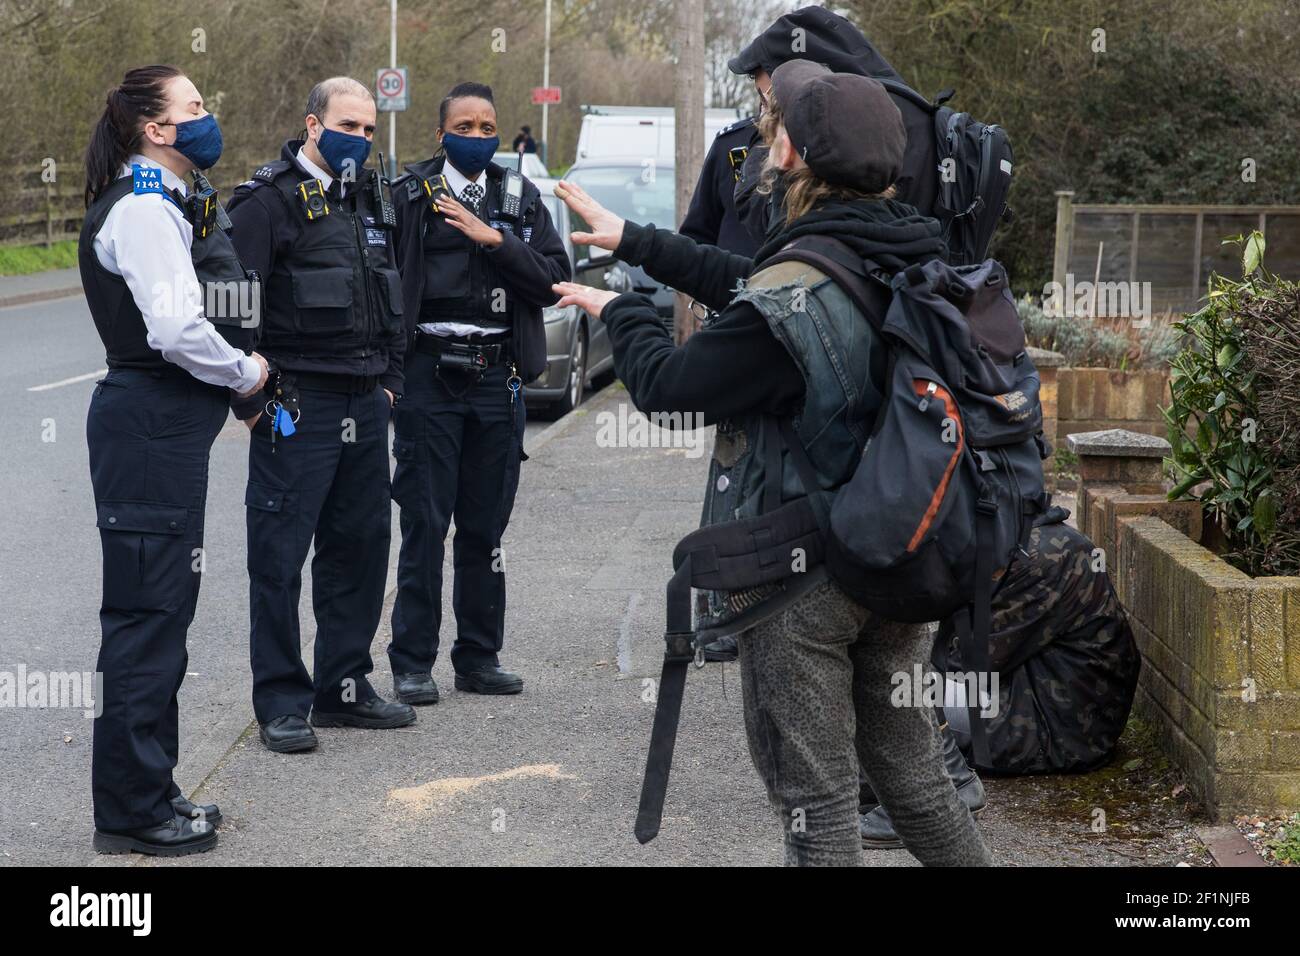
[79,173,258,369]
[238,159,404,360]
[405,161,534,331]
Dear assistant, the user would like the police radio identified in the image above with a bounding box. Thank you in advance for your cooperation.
[727,145,749,183]
[297,179,330,221]
[187,171,231,239]
[500,169,524,219]
[373,153,397,229]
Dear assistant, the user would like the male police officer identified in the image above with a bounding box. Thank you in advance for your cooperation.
[226,76,415,753]
[386,82,570,703]
[679,114,759,257]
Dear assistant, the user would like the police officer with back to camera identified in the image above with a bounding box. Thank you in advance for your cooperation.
[679,114,759,258]
[81,65,269,856]
[225,76,415,753]
[386,81,570,703]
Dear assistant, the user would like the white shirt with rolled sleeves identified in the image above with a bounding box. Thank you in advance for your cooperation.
[92,154,260,394]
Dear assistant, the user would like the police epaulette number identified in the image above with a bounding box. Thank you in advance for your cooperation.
[131,164,164,195]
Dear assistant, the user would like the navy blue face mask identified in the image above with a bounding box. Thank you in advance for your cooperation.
[441,132,499,177]
[171,114,223,170]
[315,125,372,179]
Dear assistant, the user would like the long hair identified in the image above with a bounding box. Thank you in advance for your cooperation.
[755,100,893,227]
[84,65,183,207]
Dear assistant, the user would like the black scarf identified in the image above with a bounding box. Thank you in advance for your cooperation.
[753,197,947,275]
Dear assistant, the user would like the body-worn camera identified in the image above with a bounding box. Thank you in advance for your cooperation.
[727,145,750,183]
[422,174,454,212]
[188,171,231,239]
[297,179,330,221]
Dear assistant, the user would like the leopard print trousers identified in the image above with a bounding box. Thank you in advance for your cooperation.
[738,579,994,866]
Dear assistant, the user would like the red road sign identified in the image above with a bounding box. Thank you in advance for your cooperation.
[531,86,562,105]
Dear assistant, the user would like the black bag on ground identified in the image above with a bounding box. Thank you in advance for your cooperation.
[933,508,1142,774]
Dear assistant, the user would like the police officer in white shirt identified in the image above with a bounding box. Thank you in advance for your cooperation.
[80,65,268,858]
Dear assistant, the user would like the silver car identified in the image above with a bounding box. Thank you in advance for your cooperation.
[525,177,629,418]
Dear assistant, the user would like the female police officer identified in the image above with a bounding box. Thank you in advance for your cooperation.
[552,62,992,865]
[386,82,570,703]
[81,65,268,856]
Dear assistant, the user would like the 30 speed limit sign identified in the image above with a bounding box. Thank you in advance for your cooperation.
[377,67,408,112]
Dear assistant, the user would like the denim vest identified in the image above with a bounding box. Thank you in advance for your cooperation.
[696,258,887,633]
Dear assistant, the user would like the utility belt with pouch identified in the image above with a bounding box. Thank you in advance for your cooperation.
[413,333,511,371]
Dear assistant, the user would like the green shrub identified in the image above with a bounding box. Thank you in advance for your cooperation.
[1163,232,1300,577]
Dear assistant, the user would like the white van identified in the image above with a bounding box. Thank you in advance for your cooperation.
[575,106,743,163]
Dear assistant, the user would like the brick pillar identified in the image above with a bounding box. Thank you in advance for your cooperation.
[1029,347,1065,490]
[1066,426,1201,563]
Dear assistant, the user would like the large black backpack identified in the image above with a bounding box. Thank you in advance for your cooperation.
[878,80,1014,267]
[770,238,1050,766]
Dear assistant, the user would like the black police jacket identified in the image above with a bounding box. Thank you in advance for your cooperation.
[391,155,570,383]
[80,173,256,370]
[225,140,406,402]
[679,116,759,257]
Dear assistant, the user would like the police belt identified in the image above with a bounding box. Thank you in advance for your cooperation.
[413,332,512,368]
[287,371,382,395]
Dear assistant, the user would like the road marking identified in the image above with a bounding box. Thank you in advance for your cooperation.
[27,369,107,392]
[388,763,577,814]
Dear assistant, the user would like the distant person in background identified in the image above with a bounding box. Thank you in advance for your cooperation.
[512,125,537,154]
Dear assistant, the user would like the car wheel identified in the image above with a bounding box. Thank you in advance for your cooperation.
[551,326,587,418]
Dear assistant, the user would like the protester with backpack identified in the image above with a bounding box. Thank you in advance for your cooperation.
[552,61,992,866]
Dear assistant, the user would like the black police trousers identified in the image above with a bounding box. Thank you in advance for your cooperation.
[245,384,392,723]
[389,350,526,675]
[87,367,228,832]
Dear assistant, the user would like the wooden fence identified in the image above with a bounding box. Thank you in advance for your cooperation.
[1,166,84,247]
[1051,192,1300,316]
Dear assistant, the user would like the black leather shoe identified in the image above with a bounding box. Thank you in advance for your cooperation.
[259,714,318,753]
[454,665,524,695]
[171,794,222,829]
[93,811,217,857]
[702,635,739,663]
[860,718,986,849]
[394,672,440,705]
[310,696,417,729]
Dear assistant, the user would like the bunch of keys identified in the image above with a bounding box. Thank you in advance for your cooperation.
[506,363,522,405]
[266,398,299,451]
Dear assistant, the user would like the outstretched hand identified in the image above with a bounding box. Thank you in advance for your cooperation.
[552,281,620,320]
[554,180,625,252]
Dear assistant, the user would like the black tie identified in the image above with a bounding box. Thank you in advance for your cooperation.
[461,182,484,216]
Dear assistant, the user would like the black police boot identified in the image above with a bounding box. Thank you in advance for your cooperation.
[259,715,319,753]
[394,673,440,705]
[93,811,217,857]
[171,794,223,829]
[310,696,417,729]
[454,665,524,695]
[860,718,986,849]
[702,635,739,663]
